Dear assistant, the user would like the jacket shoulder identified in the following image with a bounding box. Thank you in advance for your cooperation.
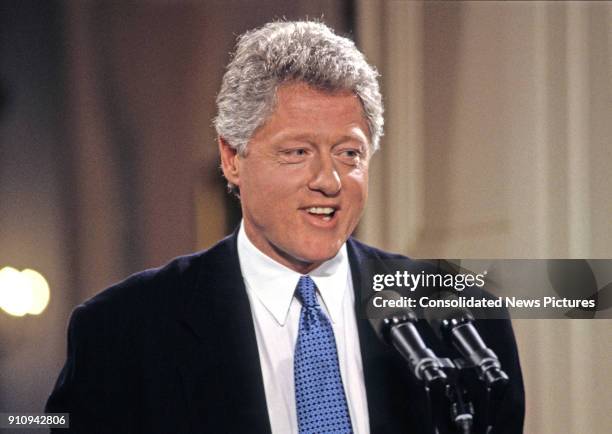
[347,237,441,278]
[347,237,411,261]
[75,234,236,320]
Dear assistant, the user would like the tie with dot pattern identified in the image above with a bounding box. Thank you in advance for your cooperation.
[294,275,353,434]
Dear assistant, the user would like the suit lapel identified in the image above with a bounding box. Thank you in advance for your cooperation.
[177,232,272,433]
[347,239,422,434]
[174,233,422,433]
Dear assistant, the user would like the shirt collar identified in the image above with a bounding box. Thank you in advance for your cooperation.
[237,221,350,326]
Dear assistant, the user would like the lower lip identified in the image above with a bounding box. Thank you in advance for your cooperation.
[301,210,339,228]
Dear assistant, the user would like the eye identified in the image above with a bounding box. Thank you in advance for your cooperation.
[336,148,364,165]
[279,148,309,163]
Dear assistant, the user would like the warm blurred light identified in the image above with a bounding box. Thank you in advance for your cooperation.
[0,267,29,316]
[0,266,50,316]
[21,269,50,314]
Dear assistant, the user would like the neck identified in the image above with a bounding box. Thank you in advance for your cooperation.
[242,222,324,274]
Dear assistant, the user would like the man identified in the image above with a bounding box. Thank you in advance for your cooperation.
[47,21,524,433]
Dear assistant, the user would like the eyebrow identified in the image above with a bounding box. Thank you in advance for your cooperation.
[272,132,368,146]
[332,135,368,146]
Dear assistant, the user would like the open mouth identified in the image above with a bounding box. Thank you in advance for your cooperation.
[306,206,337,222]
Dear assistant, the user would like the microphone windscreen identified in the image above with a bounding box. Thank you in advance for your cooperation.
[423,291,474,340]
[365,290,416,344]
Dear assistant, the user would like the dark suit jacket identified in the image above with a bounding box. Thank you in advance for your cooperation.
[47,232,524,433]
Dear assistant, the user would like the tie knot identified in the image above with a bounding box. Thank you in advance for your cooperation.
[296,275,318,308]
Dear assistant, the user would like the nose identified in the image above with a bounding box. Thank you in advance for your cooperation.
[308,154,342,196]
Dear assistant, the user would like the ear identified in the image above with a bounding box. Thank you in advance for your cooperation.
[218,137,241,187]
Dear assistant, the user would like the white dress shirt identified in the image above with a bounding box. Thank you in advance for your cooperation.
[237,223,370,434]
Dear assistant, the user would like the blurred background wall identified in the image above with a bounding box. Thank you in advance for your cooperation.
[0,1,610,433]
[355,2,611,433]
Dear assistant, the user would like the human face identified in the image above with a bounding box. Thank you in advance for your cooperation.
[220,82,371,274]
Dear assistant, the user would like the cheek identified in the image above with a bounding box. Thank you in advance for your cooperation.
[345,169,369,202]
[239,167,300,211]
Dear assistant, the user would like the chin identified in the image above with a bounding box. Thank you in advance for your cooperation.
[298,245,342,264]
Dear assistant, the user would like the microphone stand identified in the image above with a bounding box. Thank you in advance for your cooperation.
[445,355,508,434]
[445,372,475,434]
[482,378,506,434]
[425,359,475,434]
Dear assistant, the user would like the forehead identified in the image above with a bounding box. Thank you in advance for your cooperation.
[254,82,370,143]
[274,81,363,116]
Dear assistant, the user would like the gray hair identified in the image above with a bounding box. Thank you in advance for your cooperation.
[214,20,384,157]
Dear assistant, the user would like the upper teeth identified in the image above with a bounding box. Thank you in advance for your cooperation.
[308,207,334,215]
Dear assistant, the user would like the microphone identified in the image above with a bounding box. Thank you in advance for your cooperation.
[424,291,508,388]
[366,290,448,385]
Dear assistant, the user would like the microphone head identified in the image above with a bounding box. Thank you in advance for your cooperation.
[365,290,417,345]
[423,290,474,341]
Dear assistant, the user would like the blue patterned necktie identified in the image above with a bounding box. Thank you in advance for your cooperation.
[294,275,353,434]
